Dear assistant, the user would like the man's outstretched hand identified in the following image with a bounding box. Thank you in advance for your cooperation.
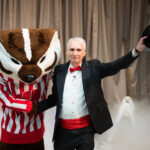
[28,101,38,116]
[136,36,147,52]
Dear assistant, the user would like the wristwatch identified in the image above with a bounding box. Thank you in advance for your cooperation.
[135,48,141,54]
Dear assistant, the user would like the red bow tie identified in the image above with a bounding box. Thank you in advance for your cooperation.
[70,66,81,73]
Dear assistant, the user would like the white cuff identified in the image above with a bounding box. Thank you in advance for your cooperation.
[132,49,139,57]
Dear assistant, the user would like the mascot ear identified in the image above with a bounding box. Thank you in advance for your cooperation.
[36,29,61,76]
[0,28,61,83]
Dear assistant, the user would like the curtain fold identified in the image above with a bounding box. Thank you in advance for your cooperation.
[0,0,149,104]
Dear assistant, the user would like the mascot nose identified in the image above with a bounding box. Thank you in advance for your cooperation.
[18,65,42,83]
[27,74,35,81]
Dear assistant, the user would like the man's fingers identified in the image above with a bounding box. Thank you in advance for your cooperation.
[141,36,148,41]
[28,101,38,116]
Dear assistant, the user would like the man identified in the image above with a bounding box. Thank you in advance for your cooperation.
[37,36,146,150]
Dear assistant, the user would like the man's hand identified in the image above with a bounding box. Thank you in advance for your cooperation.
[136,36,147,52]
[27,101,38,116]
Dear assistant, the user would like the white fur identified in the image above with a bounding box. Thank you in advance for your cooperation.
[0,42,22,81]
[22,28,32,61]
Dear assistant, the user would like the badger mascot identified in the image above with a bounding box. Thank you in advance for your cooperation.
[0,28,61,150]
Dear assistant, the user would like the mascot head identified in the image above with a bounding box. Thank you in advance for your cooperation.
[0,28,61,83]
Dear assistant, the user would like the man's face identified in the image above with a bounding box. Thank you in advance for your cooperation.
[67,40,86,66]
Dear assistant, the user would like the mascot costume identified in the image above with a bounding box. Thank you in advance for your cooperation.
[0,28,61,150]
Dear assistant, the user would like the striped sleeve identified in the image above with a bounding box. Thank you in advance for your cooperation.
[0,79,32,113]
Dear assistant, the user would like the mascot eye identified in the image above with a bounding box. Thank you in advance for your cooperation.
[40,56,46,63]
[11,58,20,65]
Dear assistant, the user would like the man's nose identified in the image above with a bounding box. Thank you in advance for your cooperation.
[73,50,78,55]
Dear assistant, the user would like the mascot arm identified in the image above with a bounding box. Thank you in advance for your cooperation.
[0,80,32,113]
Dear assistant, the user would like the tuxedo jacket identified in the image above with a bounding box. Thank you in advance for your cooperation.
[38,51,138,141]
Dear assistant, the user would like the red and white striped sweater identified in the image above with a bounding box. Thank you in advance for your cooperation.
[0,72,52,144]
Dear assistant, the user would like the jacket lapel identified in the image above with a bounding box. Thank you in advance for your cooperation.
[56,62,69,103]
[81,58,91,97]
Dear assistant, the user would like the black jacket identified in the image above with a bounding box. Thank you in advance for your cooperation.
[38,51,138,141]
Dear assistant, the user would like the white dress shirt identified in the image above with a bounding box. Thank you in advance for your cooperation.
[59,64,89,119]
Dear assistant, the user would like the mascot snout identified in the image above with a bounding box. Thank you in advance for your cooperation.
[18,65,42,83]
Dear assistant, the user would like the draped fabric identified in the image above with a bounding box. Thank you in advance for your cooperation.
[0,0,150,105]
